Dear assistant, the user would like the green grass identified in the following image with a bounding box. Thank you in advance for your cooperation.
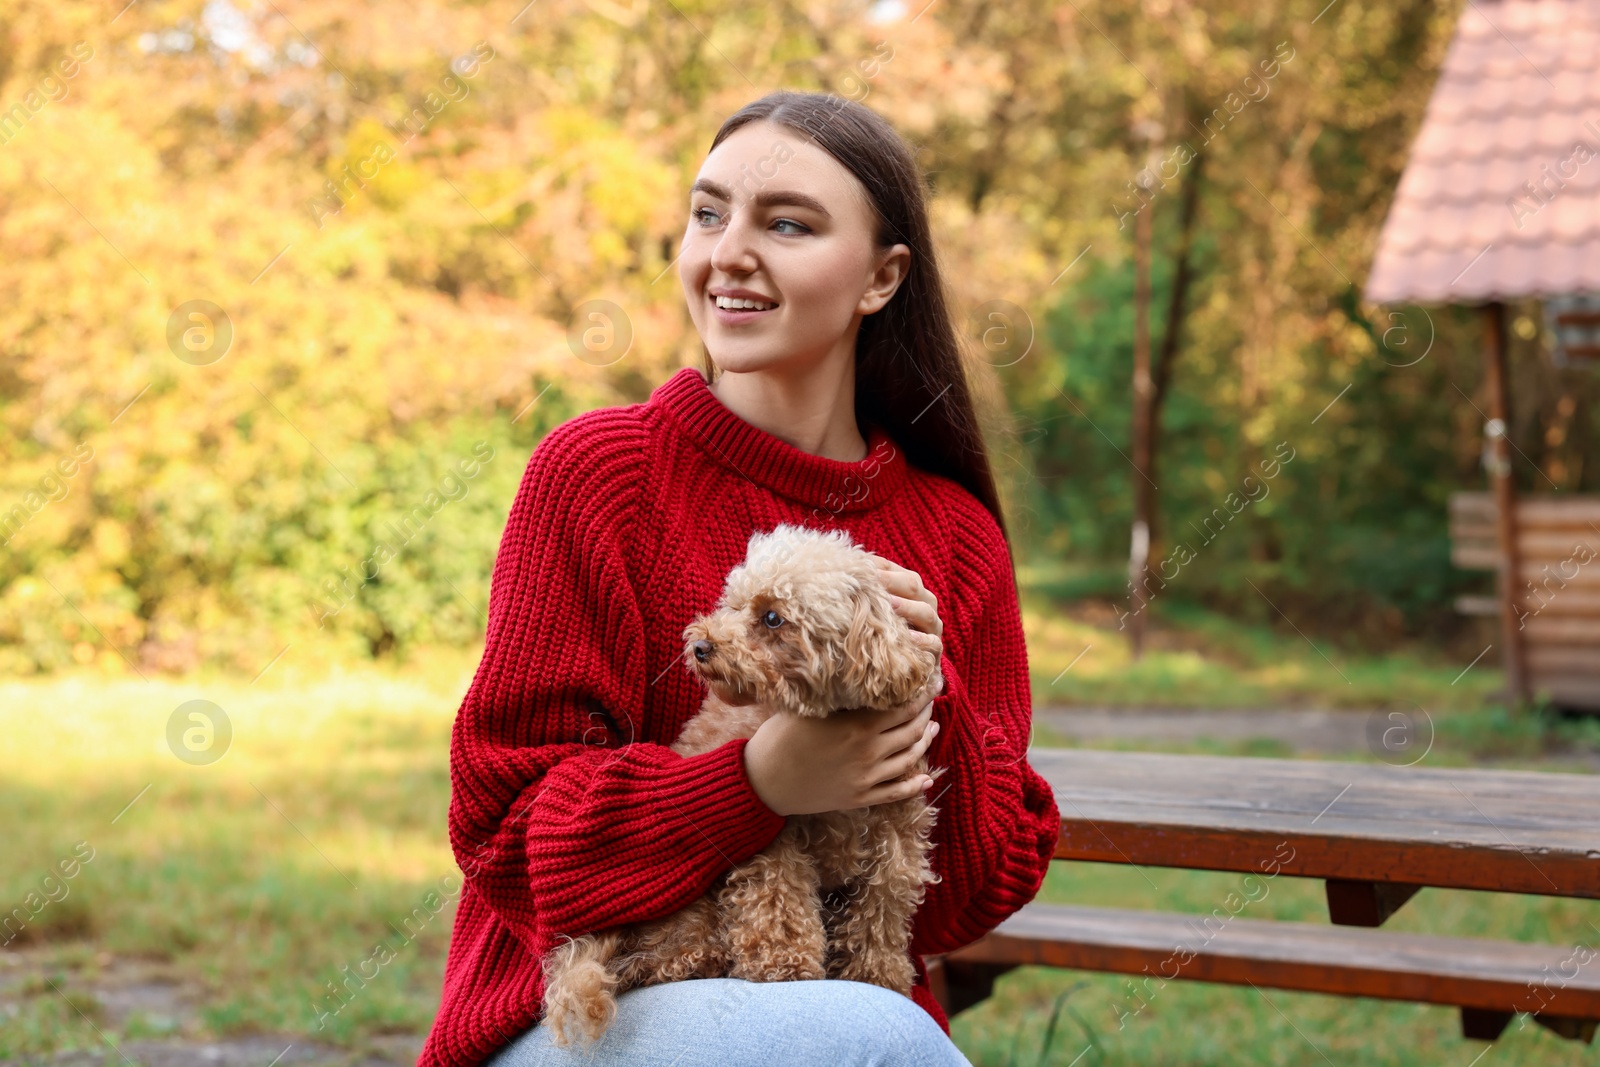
[0,653,476,1060]
[1019,587,1508,712]
[2,598,1596,1064]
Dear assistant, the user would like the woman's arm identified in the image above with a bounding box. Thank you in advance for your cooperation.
[448,416,788,965]
[907,565,1061,957]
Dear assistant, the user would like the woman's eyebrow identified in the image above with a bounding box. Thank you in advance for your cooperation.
[690,178,832,219]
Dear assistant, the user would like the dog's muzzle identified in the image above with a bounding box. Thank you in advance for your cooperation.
[692,639,714,663]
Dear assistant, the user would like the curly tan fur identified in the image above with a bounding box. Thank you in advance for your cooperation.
[538,524,945,1048]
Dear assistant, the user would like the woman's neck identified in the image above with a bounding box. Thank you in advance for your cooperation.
[705,358,869,462]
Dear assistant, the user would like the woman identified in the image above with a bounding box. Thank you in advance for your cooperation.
[417,90,1060,1067]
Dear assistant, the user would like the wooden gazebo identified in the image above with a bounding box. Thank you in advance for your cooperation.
[1365,0,1600,709]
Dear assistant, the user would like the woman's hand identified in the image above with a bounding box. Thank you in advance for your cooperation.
[740,553,948,817]
[743,682,942,816]
[869,551,945,694]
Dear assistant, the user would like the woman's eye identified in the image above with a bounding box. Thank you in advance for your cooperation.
[762,610,785,629]
[689,207,807,234]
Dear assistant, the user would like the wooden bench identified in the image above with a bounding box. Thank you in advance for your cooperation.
[928,904,1600,1042]
[925,749,1600,1044]
[1449,491,1600,710]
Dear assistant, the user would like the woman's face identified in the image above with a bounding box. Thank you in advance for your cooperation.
[678,120,909,375]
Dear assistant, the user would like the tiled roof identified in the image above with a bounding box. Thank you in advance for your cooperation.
[1365,0,1600,305]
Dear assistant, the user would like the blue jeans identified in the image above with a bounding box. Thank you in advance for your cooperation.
[484,978,974,1067]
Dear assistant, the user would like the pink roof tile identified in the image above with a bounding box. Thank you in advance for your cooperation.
[1365,0,1600,304]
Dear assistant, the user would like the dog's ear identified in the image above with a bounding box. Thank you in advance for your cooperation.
[840,579,935,709]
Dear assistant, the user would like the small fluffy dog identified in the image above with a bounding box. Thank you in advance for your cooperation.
[538,524,946,1047]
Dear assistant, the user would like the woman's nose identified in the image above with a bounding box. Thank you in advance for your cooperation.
[693,640,714,662]
[709,216,758,273]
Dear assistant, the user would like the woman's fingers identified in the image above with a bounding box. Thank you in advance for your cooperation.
[872,555,944,639]
[867,712,938,789]
[875,693,933,749]
[875,713,938,781]
[896,721,939,775]
[873,556,934,606]
[887,592,943,639]
[862,771,933,806]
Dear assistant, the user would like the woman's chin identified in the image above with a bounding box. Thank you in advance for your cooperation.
[703,347,808,375]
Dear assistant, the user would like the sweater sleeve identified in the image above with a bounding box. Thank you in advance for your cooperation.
[910,561,1061,957]
[447,416,788,967]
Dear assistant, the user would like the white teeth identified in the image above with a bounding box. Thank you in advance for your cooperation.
[714,295,777,310]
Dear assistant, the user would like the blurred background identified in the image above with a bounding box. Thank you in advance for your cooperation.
[3,0,1598,1064]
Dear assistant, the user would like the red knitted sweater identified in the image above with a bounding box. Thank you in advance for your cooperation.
[417,366,1060,1067]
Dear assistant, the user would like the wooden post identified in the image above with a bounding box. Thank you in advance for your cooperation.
[1128,153,1157,660]
[1482,302,1528,704]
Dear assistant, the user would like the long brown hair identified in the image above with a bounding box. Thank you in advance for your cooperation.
[697,90,1012,556]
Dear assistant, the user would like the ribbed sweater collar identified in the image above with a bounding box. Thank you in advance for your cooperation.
[648,366,910,514]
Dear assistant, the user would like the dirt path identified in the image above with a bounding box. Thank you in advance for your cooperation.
[1033,704,1600,771]
[1034,705,1376,754]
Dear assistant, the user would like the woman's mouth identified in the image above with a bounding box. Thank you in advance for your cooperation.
[711,294,779,325]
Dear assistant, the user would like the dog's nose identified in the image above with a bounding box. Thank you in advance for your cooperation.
[692,640,713,663]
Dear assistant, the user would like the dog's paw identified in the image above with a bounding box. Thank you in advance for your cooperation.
[543,1003,608,1049]
[834,951,915,994]
[730,945,827,983]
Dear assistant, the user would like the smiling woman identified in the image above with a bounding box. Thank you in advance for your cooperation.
[675,93,1012,512]
[420,90,1058,1067]
[679,122,909,423]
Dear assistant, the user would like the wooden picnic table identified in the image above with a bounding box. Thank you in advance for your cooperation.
[1036,748,1600,905]
[929,748,1600,1044]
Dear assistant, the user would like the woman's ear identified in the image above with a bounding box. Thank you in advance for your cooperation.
[858,243,911,315]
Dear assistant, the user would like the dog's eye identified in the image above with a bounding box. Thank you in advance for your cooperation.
[761,610,785,629]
